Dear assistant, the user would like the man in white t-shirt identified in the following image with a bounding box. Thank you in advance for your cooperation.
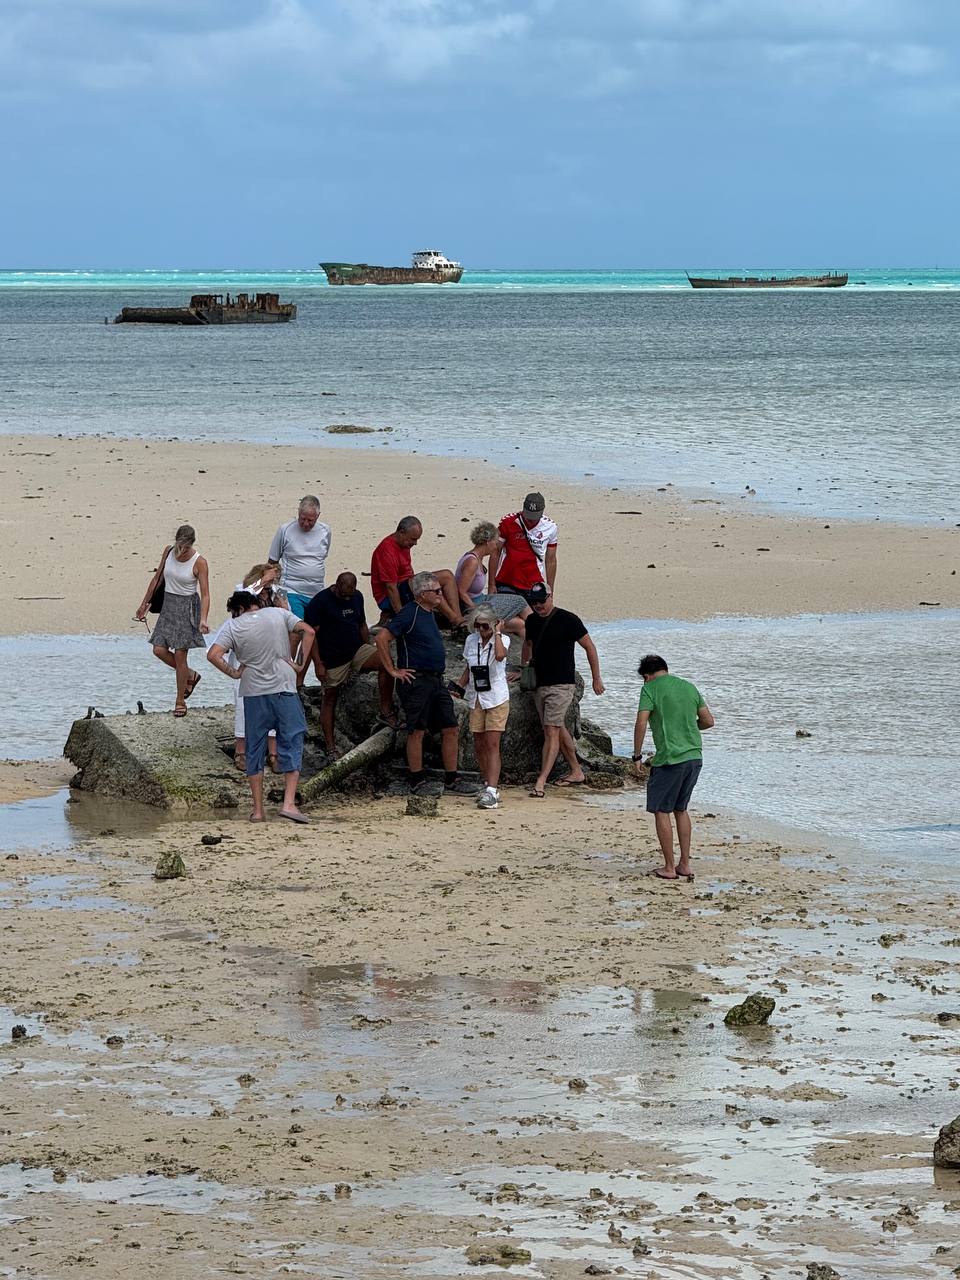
[495,491,559,605]
[267,496,332,619]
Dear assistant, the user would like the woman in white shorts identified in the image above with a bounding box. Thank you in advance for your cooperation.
[461,606,511,810]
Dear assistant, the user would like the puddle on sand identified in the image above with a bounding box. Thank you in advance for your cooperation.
[0,788,168,855]
[0,1162,254,1216]
[0,872,141,914]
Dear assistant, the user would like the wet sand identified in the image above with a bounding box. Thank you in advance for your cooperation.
[2,787,959,1278]
[2,432,957,636]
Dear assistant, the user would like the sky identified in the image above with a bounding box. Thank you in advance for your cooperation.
[1,0,959,268]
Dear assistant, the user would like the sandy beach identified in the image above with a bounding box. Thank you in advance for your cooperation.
[2,789,959,1278]
[1,433,957,636]
[3,432,959,1276]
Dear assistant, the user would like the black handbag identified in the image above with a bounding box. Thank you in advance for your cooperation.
[148,546,172,614]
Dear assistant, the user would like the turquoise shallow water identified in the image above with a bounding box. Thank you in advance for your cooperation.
[3,267,960,290]
[2,271,960,520]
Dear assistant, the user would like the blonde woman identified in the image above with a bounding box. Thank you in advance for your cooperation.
[135,524,210,717]
[455,520,530,639]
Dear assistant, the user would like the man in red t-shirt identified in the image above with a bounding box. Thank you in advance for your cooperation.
[495,492,559,604]
[370,516,465,625]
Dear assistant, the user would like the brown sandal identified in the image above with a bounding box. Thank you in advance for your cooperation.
[173,705,187,718]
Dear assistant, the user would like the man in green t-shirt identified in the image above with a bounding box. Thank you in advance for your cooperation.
[632,654,715,882]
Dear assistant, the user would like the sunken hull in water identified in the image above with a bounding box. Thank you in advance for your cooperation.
[320,249,463,286]
[686,272,848,289]
[114,293,297,324]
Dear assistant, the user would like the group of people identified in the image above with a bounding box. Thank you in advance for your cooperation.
[135,491,714,877]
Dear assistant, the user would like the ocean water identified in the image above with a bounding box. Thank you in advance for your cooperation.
[1,270,960,520]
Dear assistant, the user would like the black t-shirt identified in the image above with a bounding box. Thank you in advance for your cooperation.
[525,607,587,686]
[303,587,367,667]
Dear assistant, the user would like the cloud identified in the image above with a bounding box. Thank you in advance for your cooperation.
[0,0,954,107]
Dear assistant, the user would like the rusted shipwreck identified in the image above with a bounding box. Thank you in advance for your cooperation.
[114,292,297,325]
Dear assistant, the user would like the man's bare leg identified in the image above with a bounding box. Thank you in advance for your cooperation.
[675,810,693,877]
[280,770,303,819]
[440,726,458,772]
[359,651,396,722]
[431,569,466,626]
[654,811,676,875]
[319,686,339,756]
[406,729,425,774]
[557,725,586,783]
[248,772,266,822]
[533,724,561,793]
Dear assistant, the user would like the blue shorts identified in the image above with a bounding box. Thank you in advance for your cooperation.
[286,592,313,620]
[646,759,702,813]
[377,579,414,615]
[243,692,306,776]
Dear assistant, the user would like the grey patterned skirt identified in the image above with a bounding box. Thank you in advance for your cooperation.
[149,593,205,651]
[472,592,529,622]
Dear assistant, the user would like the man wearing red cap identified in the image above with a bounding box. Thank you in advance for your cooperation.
[495,492,558,605]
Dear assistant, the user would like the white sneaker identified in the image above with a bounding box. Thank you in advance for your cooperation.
[477,787,500,810]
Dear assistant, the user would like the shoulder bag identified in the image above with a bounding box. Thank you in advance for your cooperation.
[148,545,172,614]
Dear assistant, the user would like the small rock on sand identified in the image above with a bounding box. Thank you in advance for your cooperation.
[153,851,186,880]
[465,1240,532,1266]
[724,993,776,1027]
[405,795,438,817]
[806,1265,841,1280]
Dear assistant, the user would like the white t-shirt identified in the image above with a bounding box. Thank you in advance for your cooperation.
[463,633,511,710]
[214,609,300,698]
[268,518,332,597]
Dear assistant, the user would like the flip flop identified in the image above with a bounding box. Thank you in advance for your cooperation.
[185,672,201,699]
[675,869,695,881]
[279,810,310,825]
[375,713,399,730]
[553,777,587,787]
[650,869,679,881]
[528,788,546,798]
[173,706,187,718]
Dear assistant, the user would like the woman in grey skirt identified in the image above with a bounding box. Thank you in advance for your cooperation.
[455,520,530,639]
[135,524,211,716]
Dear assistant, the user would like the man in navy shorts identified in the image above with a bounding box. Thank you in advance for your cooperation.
[375,573,480,797]
[632,654,715,881]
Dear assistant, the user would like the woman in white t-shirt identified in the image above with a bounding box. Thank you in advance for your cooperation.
[461,606,511,811]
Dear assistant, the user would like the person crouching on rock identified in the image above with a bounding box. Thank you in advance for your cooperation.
[207,591,315,824]
[375,573,480,798]
[302,571,397,760]
[460,606,511,810]
[632,653,715,881]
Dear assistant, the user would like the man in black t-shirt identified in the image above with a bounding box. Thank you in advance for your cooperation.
[304,572,396,757]
[522,583,604,796]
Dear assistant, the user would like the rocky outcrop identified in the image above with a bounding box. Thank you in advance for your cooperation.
[65,706,243,810]
[64,630,629,810]
[934,1115,960,1168]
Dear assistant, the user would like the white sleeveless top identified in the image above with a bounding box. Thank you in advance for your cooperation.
[164,549,199,597]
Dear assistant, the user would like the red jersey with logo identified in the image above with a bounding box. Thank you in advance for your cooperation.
[495,513,558,591]
[371,535,414,604]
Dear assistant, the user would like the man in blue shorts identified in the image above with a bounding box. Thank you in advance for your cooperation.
[375,572,480,797]
[632,654,715,881]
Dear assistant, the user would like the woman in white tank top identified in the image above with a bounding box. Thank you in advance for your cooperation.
[136,523,211,717]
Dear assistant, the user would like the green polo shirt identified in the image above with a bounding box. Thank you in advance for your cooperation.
[638,674,706,766]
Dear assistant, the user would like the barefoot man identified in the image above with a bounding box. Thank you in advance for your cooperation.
[632,654,715,881]
[207,591,315,824]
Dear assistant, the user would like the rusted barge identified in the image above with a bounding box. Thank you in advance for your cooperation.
[114,292,297,324]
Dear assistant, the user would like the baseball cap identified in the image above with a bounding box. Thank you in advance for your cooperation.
[522,491,545,514]
[528,582,549,604]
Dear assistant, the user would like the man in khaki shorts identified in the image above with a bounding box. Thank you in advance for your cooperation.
[522,583,604,796]
[304,572,396,758]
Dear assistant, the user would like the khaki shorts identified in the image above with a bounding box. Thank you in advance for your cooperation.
[469,700,510,733]
[534,683,575,727]
[322,642,377,688]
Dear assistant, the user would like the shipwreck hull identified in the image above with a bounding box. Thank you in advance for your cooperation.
[320,264,464,286]
[687,273,848,289]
